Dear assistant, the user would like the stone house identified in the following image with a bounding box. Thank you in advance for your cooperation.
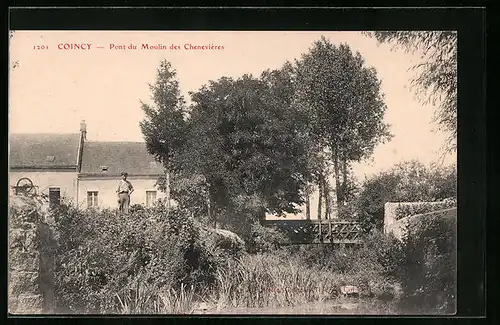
[9,121,165,210]
[9,132,84,208]
[77,140,165,209]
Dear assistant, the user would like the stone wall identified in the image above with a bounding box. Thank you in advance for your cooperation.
[8,195,56,314]
[386,205,457,241]
[384,201,456,237]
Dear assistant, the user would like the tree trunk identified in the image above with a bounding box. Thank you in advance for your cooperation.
[333,151,343,211]
[213,206,217,229]
[317,177,323,243]
[305,192,311,220]
[342,159,348,204]
[324,177,331,220]
[323,176,333,241]
[212,193,217,229]
[317,176,323,221]
[166,170,171,216]
[207,189,211,222]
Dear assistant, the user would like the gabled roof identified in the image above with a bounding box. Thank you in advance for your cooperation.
[80,141,164,176]
[9,133,81,169]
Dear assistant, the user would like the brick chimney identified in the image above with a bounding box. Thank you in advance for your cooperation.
[80,120,87,140]
[77,120,86,172]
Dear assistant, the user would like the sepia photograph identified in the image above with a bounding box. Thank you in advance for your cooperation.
[8,30,457,315]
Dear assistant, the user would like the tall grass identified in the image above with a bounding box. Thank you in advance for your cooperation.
[156,283,196,314]
[205,253,352,310]
[111,252,358,313]
[114,280,197,314]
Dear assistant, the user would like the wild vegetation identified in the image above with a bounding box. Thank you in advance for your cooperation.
[355,160,457,231]
[45,194,455,314]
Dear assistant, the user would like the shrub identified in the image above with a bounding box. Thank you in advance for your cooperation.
[195,225,246,283]
[393,200,456,221]
[51,204,217,314]
[397,209,457,314]
[356,160,457,230]
[204,228,245,258]
[129,204,146,213]
[287,230,405,301]
[245,222,286,254]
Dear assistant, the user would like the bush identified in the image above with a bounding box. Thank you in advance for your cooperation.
[287,230,405,300]
[356,160,456,230]
[397,210,457,314]
[393,200,456,221]
[51,204,217,314]
[197,226,246,276]
[245,222,286,254]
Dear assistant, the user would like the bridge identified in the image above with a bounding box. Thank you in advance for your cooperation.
[262,219,363,245]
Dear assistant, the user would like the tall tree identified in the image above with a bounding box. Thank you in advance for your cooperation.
[140,60,188,213]
[181,69,312,229]
[295,37,392,210]
[364,31,457,155]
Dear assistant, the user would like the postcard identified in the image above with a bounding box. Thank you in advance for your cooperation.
[9,29,458,315]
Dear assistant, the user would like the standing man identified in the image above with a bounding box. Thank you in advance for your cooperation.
[117,172,134,214]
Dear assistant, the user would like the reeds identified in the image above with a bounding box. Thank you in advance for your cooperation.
[206,253,347,310]
[114,279,196,314]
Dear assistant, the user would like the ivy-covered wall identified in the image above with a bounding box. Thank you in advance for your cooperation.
[8,195,56,314]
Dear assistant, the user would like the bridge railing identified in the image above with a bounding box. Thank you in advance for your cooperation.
[262,219,363,244]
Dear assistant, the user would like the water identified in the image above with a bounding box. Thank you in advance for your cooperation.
[193,298,400,315]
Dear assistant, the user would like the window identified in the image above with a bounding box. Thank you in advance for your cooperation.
[146,190,157,207]
[49,187,60,209]
[87,191,98,208]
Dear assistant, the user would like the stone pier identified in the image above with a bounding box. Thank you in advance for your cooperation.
[8,195,56,314]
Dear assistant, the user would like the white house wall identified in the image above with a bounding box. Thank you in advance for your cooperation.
[9,171,78,204]
[77,177,166,210]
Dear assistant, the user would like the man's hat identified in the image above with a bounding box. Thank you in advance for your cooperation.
[121,172,128,176]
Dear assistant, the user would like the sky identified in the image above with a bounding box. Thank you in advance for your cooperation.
[9,31,456,180]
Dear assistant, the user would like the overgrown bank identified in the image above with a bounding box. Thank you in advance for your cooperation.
[39,202,455,314]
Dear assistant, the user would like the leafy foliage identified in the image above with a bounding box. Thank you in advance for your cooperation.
[141,38,393,226]
[291,229,405,299]
[179,71,312,224]
[11,192,455,314]
[245,222,287,254]
[365,31,457,153]
[295,38,392,163]
[393,201,456,221]
[140,60,188,170]
[51,204,219,313]
[356,160,457,230]
[294,37,392,206]
[162,172,210,220]
[397,211,457,314]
